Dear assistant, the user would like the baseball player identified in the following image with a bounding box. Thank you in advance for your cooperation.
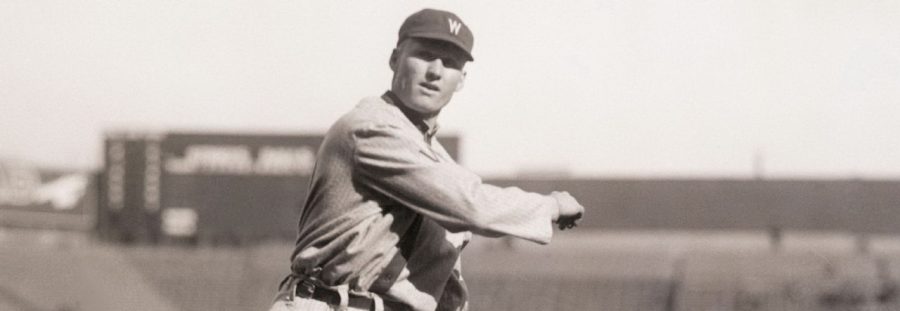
[269,8,585,311]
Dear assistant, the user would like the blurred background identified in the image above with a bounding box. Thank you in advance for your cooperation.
[2,1,900,310]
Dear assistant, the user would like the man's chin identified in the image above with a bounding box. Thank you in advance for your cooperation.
[407,99,442,114]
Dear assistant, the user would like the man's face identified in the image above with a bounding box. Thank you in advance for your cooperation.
[390,38,468,116]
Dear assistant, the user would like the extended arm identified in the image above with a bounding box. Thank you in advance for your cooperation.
[352,122,563,244]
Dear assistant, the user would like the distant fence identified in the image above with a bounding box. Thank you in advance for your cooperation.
[488,178,900,235]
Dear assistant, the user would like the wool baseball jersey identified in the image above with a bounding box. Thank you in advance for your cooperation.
[287,91,560,311]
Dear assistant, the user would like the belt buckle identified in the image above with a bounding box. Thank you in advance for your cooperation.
[297,278,317,298]
[294,267,322,299]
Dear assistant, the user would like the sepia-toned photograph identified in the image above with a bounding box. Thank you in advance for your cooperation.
[2,1,900,310]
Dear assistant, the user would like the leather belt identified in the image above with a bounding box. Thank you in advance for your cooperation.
[298,285,374,310]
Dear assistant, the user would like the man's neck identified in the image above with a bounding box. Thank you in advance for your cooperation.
[383,91,440,136]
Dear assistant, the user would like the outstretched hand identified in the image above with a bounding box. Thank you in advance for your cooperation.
[551,191,585,230]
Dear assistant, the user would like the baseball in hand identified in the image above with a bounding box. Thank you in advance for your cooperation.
[551,191,585,230]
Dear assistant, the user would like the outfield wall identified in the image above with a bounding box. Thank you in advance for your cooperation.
[485,178,900,234]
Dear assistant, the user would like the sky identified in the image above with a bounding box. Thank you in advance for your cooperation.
[2,0,899,178]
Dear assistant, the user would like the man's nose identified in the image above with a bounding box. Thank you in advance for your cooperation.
[425,59,444,80]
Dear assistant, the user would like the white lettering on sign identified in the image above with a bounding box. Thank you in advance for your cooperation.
[106,141,126,210]
[254,147,316,175]
[165,145,252,174]
[144,142,161,212]
[165,145,316,176]
[162,207,198,237]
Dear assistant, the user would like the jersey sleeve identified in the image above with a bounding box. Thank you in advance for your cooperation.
[351,122,558,244]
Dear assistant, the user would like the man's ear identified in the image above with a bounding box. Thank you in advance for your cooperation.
[389,49,400,72]
[454,70,467,92]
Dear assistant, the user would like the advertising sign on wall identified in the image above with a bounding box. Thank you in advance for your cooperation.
[159,133,323,243]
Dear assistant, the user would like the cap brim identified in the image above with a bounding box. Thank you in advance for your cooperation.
[405,33,474,62]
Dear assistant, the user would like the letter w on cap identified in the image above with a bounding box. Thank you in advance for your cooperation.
[448,18,462,35]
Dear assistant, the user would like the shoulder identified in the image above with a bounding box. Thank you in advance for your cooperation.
[351,96,406,124]
[319,96,411,150]
[332,96,410,135]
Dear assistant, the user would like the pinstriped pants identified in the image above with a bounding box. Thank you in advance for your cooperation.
[268,296,371,311]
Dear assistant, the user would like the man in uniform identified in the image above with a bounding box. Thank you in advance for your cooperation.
[269,8,586,311]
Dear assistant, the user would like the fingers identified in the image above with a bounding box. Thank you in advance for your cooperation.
[558,221,576,230]
[558,220,577,230]
[557,212,582,230]
[550,191,585,231]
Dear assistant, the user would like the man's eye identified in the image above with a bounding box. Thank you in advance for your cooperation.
[442,59,461,69]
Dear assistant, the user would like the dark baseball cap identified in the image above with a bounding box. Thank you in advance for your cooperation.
[398,8,474,61]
